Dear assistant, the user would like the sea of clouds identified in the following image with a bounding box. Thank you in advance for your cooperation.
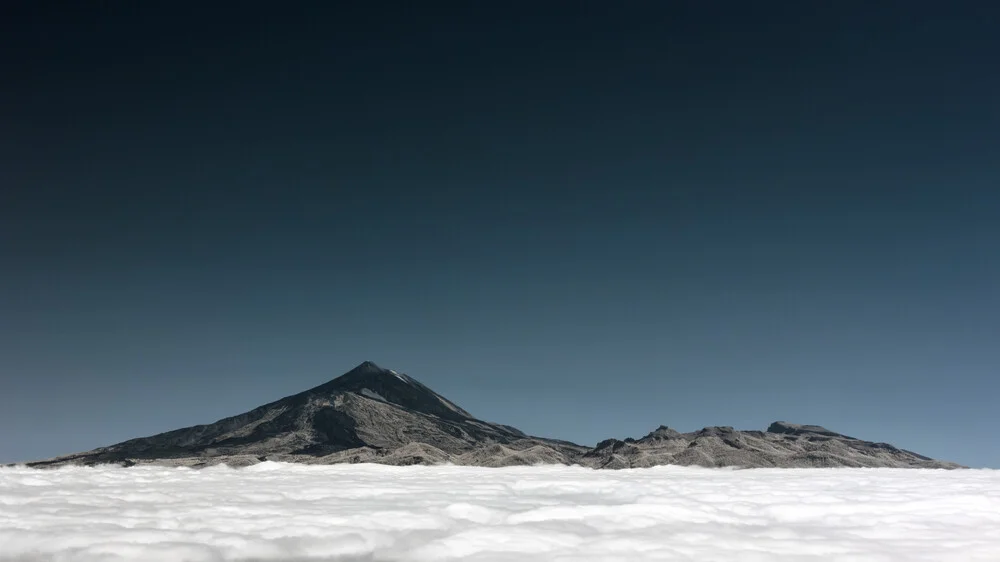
[1,463,998,561]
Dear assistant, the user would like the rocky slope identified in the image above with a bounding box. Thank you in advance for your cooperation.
[24,362,961,469]
[582,422,957,469]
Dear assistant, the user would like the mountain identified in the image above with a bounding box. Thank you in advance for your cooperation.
[24,362,962,469]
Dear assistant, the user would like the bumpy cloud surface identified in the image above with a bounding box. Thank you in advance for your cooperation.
[1,463,998,561]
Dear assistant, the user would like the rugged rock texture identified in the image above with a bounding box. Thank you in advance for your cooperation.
[24,362,962,469]
[584,424,956,469]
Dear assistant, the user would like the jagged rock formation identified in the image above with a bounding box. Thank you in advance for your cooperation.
[585,423,955,469]
[24,362,962,469]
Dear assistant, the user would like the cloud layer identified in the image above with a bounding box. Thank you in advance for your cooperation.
[1,463,998,561]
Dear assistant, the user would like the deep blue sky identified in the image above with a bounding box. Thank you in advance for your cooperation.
[2,2,998,467]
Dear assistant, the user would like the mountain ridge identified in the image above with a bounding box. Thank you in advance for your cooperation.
[21,362,963,469]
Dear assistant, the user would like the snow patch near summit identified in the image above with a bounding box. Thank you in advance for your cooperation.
[390,369,413,384]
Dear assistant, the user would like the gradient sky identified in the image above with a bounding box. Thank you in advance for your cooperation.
[2,2,998,468]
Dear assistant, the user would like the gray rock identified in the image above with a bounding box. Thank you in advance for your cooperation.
[22,362,964,469]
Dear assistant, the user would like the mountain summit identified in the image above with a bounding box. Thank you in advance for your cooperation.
[314,361,474,421]
[26,362,962,469]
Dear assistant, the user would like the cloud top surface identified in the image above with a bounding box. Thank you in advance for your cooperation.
[1,463,998,561]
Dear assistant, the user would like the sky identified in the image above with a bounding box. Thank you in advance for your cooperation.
[1,2,998,467]
[2,464,999,561]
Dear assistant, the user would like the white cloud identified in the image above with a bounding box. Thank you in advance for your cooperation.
[1,463,998,561]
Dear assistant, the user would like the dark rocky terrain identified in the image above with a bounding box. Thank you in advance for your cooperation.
[24,362,962,469]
